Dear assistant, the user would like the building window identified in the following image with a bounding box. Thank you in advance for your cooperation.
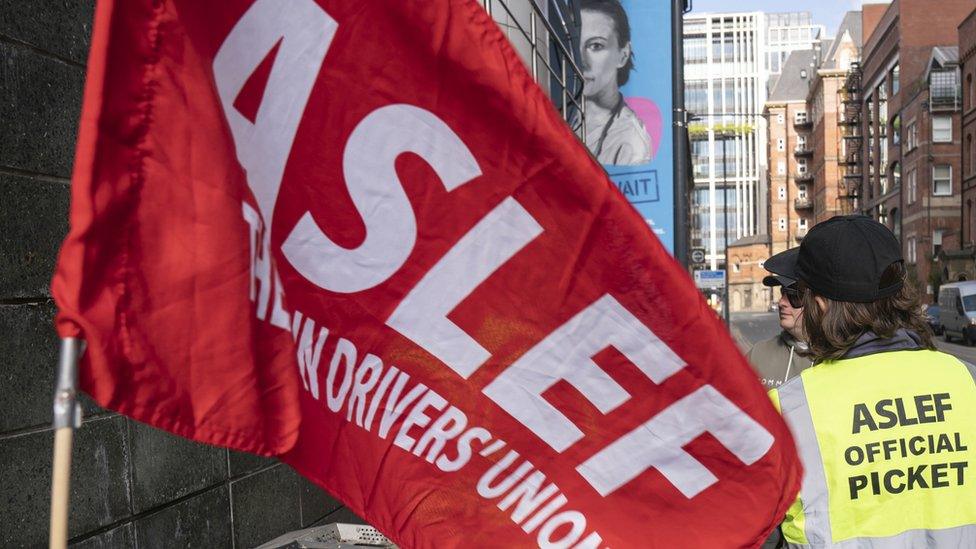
[908,169,917,203]
[933,165,952,196]
[933,116,952,143]
[931,69,959,110]
[891,115,900,145]
[778,160,786,175]
[777,113,785,125]
[905,121,918,151]
[798,218,808,232]
[795,111,808,124]
[778,186,786,200]
[962,198,976,242]
[890,63,900,95]
[907,236,917,264]
[967,73,973,111]
[971,134,976,175]
[970,134,975,175]
[798,184,808,199]
[797,158,808,173]
[684,80,708,115]
[797,135,807,148]
[778,217,787,231]
[685,35,707,64]
[934,229,944,257]
[777,138,785,151]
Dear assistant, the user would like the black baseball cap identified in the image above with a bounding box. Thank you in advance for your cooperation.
[764,215,903,303]
[762,273,796,288]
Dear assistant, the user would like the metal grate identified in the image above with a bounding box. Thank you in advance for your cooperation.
[482,0,586,141]
[255,523,397,548]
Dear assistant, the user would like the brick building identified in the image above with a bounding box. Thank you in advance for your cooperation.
[807,12,862,222]
[953,8,976,281]
[728,235,773,312]
[852,0,972,301]
[765,51,818,259]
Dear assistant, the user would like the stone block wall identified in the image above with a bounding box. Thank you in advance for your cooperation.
[0,2,359,546]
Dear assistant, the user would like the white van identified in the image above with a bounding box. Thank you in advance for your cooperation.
[938,281,976,345]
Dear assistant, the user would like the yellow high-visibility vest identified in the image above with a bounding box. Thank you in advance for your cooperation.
[770,349,976,547]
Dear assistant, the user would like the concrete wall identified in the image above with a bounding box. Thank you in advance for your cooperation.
[0,2,360,547]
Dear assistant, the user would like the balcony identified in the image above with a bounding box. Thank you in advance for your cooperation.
[930,70,960,112]
[793,116,813,130]
[794,197,813,210]
[844,62,862,92]
[929,90,961,112]
[794,171,814,183]
[843,171,862,180]
[794,145,813,157]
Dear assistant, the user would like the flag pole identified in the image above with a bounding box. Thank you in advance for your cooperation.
[49,338,84,549]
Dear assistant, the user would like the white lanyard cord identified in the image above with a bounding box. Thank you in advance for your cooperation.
[784,345,795,384]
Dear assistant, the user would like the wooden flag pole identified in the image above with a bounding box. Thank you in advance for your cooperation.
[49,338,84,549]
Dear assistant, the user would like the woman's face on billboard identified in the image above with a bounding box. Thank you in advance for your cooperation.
[580,9,629,103]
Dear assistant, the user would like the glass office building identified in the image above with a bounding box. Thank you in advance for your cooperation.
[684,11,823,269]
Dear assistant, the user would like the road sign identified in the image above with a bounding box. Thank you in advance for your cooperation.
[694,269,726,289]
[690,248,706,264]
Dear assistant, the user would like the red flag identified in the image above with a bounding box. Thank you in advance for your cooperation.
[53,0,801,546]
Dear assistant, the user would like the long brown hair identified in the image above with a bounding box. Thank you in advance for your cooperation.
[801,262,935,361]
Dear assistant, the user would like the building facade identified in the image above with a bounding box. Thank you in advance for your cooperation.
[807,12,862,223]
[728,235,773,312]
[765,51,818,260]
[955,8,976,282]
[766,12,827,77]
[752,15,862,312]
[851,0,972,301]
[685,11,823,287]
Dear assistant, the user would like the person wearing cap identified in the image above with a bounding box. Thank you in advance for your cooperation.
[747,273,813,389]
[764,215,976,547]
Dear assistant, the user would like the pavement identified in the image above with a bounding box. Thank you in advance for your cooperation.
[730,312,976,364]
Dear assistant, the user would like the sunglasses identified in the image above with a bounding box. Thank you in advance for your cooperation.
[781,286,805,308]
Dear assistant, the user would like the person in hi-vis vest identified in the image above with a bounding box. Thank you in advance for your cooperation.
[763,215,976,548]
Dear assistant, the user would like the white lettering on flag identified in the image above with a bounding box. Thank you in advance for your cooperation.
[483,294,686,452]
[577,384,774,498]
[386,196,543,378]
[283,104,483,293]
[213,0,336,226]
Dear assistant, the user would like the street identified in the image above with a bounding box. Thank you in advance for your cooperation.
[731,312,976,364]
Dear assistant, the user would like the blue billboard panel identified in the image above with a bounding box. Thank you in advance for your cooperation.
[576,0,674,251]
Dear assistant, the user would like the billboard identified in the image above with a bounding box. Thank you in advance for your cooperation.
[575,0,674,251]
